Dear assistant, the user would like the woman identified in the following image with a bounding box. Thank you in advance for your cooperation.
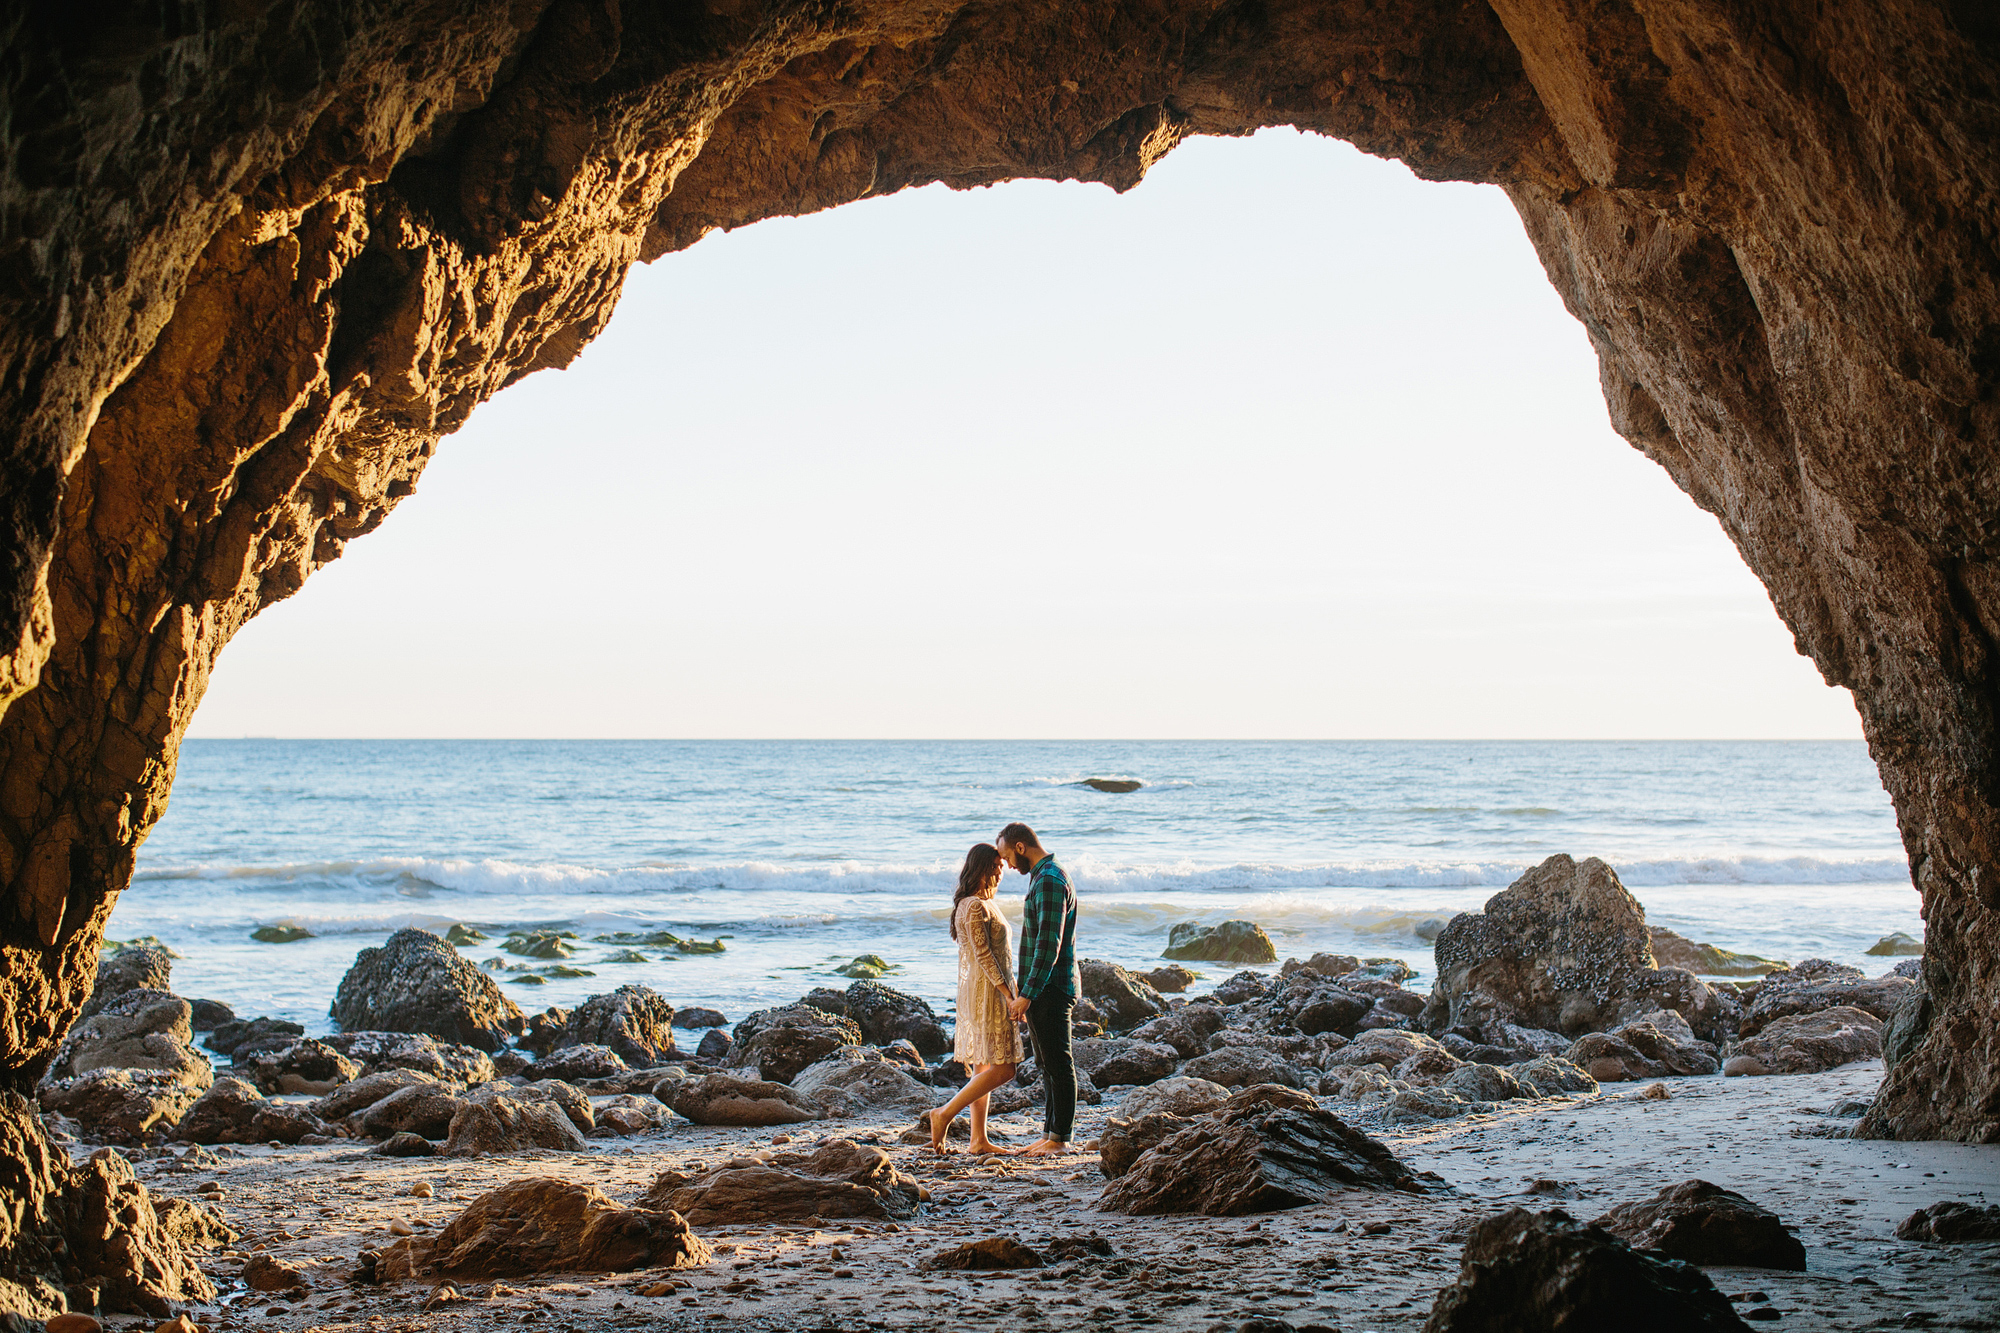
[927,842,1024,1153]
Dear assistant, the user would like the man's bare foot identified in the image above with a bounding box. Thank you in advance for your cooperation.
[1016,1137,1069,1157]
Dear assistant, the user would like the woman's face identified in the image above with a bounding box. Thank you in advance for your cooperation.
[983,864,1003,895]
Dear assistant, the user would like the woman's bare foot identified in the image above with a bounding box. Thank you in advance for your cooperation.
[968,1138,1002,1155]
[926,1109,956,1154]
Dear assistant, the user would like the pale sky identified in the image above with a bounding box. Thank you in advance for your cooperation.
[188,129,1863,740]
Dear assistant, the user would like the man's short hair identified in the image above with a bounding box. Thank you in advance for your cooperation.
[997,822,1041,850]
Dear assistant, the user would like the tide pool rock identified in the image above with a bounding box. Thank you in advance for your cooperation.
[1565,1009,1720,1082]
[840,981,950,1057]
[555,985,677,1066]
[37,1068,202,1138]
[44,990,213,1092]
[178,1077,328,1145]
[1595,1180,1807,1270]
[726,1003,863,1083]
[323,1031,496,1085]
[1866,931,1924,956]
[665,1072,816,1127]
[1162,921,1278,965]
[1648,926,1789,977]
[1115,1074,1230,1121]
[332,928,524,1053]
[1079,960,1172,1031]
[791,1049,936,1119]
[1738,959,1912,1036]
[442,1094,587,1156]
[81,946,175,1019]
[235,1038,360,1095]
[1725,1005,1883,1075]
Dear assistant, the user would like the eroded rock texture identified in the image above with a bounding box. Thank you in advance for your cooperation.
[0,4,1996,1162]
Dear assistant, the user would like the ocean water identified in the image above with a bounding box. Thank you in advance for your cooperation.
[108,740,1920,1034]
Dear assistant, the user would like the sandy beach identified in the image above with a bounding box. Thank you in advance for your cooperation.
[91,1060,1998,1333]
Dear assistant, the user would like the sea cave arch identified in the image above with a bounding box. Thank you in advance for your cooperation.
[0,0,1995,1173]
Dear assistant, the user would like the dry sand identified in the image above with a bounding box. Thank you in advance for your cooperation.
[110,1060,1999,1331]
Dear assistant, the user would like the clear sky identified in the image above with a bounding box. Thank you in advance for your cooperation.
[187,129,1863,740]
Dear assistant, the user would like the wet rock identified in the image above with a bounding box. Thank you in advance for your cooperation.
[203,1016,304,1057]
[360,1084,468,1140]
[1116,1074,1230,1120]
[1647,927,1789,977]
[43,991,213,1092]
[64,1149,218,1316]
[186,999,235,1031]
[1443,1063,1535,1102]
[1595,1180,1807,1270]
[1389,1087,1492,1120]
[1866,931,1923,957]
[922,1237,1042,1270]
[36,1068,201,1139]
[1724,1005,1882,1075]
[235,1038,360,1095]
[834,953,891,979]
[1099,1084,1432,1215]
[1881,978,1932,1075]
[1327,1028,1454,1072]
[1180,1046,1305,1090]
[791,1048,936,1119]
[243,1252,307,1292]
[1129,1004,1228,1059]
[1393,1045,1467,1087]
[529,1043,629,1082]
[80,946,175,1019]
[1422,1207,1753,1331]
[1423,855,1657,1037]
[177,1077,328,1145]
[556,985,677,1066]
[695,1028,732,1060]
[520,1008,571,1056]
[373,1131,438,1157]
[1164,921,1279,965]
[503,930,578,960]
[672,1007,727,1030]
[591,1094,670,1136]
[310,1068,443,1121]
[367,1178,709,1280]
[1565,1011,1719,1082]
[331,928,525,1053]
[1143,965,1197,993]
[251,924,312,944]
[1212,971,1274,1005]
[1508,1056,1599,1098]
[663,1072,816,1127]
[1737,958,1913,1037]
[1288,986,1372,1038]
[650,1139,923,1225]
[1895,1200,2000,1242]
[1079,959,1172,1031]
[1073,1036,1178,1087]
[839,981,950,1056]
[725,1003,863,1084]
[323,1031,497,1085]
[1098,1112,1193,1179]
[442,1093,588,1156]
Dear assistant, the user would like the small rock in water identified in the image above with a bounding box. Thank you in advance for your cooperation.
[1079,777,1143,793]
[1162,920,1278,965]
[250,923,312,944]
[1865,931,1923,956]
[444,924,488,946]
[836,954,892,979]
[604,949,650,963]
[504,930,578,960]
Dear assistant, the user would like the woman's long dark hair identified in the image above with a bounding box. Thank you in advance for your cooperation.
[950,843,1002,940]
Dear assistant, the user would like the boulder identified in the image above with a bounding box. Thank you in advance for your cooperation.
[521,1008,571,1056]
[1327,1028,1454,1071]
[1163,921,1278,965]
[37,1068,202,1139]
[1647,927,1789,977]
[151,1194,239,1251]
[1078,960,1171,1031]
[1099,1084,1433,1215]
[1073,1037,1178,1087]
[1595,1180,1807,1269]
[591,1094,671,1136]
[1508,1056,1599,1098]
[1128,1004,1228,1059]
[63,1148,219,1316]
[790,1049,936,1119]
[177,1077,328,1144]
[529,1044,629,1082]
[1179,1046,1304,1090]
[322,1031,496,1085]
[840,981,951,1056]
[1394,1045,1467,1087]
[235,1038,360,1095]
[1282,952,1362,981]
[373,1131,438,1157]
[1865,931,1923,957]
[1098,1112,1193,1179]
[1288,986,1372,1038]
[331,928,524,1053]
[1737,959,1913,1037]
[1422,854,1656,1037]
[1723,1005,1882,1075]
[725,1003,863,1083]
[1143,965,1197,993]
[1443,1063,1535,1102]
[43,990,213,1092]
[557,985,677,1066]
[1323,1065,1398,1101]
[81,946,175,1019]
[1390,1087,1492,1120]
[1881,979,1932,1074]
[1895,1201,2000,1242]
[1115,1074,1231,1121]
[362,1178,708,1281]
[311,1068,443,1121]
[672,1007,728,1030]
[1422,1207,1754,1331]
[1564,1010,1719,1082]
[203,1016,304,1057]
[509,1079,595,1131]
[649,1139,923,1225]
[360,1084,468,1140]
[695,1028,731,1060]
[442,1094,588,1156]
[243,1252,307,1292]
[664,1072,816,1127]
[922,1237,1043,1270]
[186,998,236,1030]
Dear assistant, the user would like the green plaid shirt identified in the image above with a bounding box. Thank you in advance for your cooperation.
[1016,854,1079,1001]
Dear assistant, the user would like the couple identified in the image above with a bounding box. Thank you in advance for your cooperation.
[926,822,1080,1156]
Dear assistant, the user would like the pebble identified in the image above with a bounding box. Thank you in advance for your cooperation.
[411,1182,433,1198]
[47,1316,101,1333]
[388,1219,415,1236]
[155,1318,199,1333]
[639,1282,676,1297]
[1641,1083,1671,1100]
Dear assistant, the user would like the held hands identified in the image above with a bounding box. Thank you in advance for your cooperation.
[1008,993,1031,1022]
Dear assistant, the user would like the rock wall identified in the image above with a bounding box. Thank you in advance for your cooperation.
[0,2,1994,1148]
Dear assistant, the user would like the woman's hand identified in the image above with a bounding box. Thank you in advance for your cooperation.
[1007,993,1031,1022]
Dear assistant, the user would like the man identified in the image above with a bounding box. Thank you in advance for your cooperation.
[999,821,1080,1157]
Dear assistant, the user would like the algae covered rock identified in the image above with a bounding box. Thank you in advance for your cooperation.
[1163,920,1278,965]
[332,928,524,1053]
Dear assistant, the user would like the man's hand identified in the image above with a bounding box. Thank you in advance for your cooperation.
[1008,994,1031,1022]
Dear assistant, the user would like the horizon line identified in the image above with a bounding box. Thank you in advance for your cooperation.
[180,735,1871,743]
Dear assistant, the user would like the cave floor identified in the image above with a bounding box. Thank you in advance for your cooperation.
[111,1062,2000,1332]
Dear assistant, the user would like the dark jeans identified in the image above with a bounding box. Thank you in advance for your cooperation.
[1025,991,1078,1141]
